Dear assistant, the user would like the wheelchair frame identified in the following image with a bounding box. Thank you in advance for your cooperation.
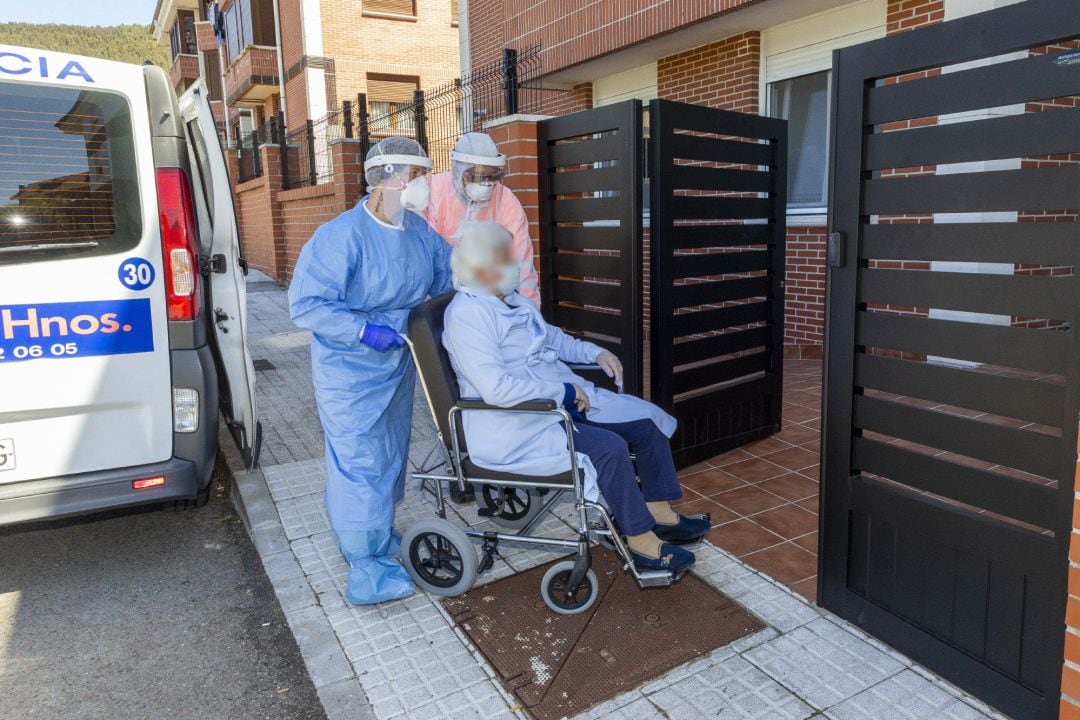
[404,337,684,600]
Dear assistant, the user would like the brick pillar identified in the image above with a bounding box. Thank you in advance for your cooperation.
[233,143,287,281]
[330,138,365,207]
[485,115,545,281]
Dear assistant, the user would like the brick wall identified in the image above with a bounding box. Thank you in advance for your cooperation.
[886,0,944,34]
[783,227,826,351]
[469,0,761,74]
[233,140,364,282]
[657,32,761,114]
[486,117,542,273]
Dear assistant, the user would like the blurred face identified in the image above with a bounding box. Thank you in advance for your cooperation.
[472,244,512,293]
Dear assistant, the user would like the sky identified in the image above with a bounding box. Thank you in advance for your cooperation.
[3,0,159,26]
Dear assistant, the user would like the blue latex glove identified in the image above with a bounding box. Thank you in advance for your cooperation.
[360,323,406,351]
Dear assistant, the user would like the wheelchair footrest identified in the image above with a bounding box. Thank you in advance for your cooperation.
[635,569,677,588]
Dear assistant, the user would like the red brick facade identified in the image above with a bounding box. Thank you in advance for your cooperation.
[469,0,761,73]
[657,32,761,114]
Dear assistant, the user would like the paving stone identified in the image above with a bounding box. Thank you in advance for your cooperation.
[283,605,354,689]
[264,458,325,501]
[317,678,378,720]
[645,654,816,720]
[744,618,905,710]
[278,491,332,540]
[825,670,994,720]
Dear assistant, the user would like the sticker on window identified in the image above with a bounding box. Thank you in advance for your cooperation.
[0,299,154,363]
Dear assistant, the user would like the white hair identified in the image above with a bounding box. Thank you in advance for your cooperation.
[451,221,513,290]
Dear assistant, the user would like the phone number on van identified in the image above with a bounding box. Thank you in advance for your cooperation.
[0,299,154,363]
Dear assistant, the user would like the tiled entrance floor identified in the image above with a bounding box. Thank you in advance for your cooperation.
[676,359,823,602]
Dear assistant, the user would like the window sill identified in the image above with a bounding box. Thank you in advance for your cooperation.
[362,11,419,22]
[787,210,827,227]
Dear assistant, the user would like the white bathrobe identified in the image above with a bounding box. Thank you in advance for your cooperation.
[441,287,676,497]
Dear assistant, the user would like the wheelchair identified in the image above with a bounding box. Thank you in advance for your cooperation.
[399,294,705,615]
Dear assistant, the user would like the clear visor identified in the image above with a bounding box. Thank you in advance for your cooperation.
[463,166,504,184]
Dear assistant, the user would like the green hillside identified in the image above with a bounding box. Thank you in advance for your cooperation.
[0,23,169,68]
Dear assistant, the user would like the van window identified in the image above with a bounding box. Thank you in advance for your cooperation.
[0,82,141,265]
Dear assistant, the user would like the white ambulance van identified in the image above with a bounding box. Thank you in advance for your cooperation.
[0,46,259,524]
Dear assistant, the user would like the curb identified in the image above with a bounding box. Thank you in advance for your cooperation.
[219,428,377,720]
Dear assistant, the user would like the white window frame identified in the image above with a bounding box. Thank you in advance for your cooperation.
[765,70,833,221]
[760,0,888,224]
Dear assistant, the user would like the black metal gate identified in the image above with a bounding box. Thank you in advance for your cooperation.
[649,99,787,468]
[821,2,1080,718]
[537,100,645,396]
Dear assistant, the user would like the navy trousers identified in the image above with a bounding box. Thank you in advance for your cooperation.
[573,418,682,535]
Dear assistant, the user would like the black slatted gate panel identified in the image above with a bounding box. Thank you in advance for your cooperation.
[822,2,1080,718]
[538,100,644,395]
[649,99,787,468]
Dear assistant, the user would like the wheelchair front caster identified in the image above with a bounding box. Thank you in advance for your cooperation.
[477,485,543,530]
[401,517,478,597]
[540,560,600,615]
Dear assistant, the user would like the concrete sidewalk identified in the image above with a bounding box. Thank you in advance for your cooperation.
[235,270,1010,720]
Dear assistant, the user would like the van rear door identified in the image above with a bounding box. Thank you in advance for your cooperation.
[178,81,260,467]
[0,48,173,483]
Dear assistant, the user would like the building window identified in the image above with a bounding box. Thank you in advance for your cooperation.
[363,0,417,18]
[169,10,197,59]
[367,75,419,135]
[768,70,830,213]
[222,0,276,65]
[450,0,459,25]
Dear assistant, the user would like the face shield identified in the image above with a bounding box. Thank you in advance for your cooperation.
[363,137,433,223]
[451,133,506,206]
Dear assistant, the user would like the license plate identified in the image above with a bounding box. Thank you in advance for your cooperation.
[0,439,14,471]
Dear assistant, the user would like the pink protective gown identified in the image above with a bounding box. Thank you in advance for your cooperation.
[423,171,541,307]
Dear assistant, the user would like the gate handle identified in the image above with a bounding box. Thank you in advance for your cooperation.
[827,232,846,269]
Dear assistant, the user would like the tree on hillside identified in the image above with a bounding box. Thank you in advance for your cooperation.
[0,23,170,68]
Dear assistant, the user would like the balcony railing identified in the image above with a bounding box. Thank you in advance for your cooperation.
[169,54,201,94]
[224,46,280,105]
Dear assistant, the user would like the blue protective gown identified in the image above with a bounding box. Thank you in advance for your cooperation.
[289,198,453,605]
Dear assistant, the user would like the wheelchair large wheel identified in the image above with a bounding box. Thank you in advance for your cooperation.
[477,485,543,530]
[540,560,600,615]
[401,518,478,597]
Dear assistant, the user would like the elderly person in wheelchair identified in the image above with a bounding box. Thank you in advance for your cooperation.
[440,221,710,575]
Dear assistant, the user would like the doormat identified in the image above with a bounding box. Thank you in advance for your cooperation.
[442,548,764,720]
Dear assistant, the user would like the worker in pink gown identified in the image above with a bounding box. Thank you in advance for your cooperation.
[422,132,541,307]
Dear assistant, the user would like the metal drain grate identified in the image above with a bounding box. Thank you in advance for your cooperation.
[443,548,764,720]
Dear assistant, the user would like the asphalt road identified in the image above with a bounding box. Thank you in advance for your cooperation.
[0,464,326,720]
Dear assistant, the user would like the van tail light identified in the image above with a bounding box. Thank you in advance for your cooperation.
[133,476,166,490]
[155,167,200,321]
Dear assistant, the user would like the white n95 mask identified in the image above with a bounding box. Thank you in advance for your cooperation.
[464,182,495,204]
[400,175,430,212]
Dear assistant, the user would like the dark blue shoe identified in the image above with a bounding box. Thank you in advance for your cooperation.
[654,514,711,545]
[629,542,695,575]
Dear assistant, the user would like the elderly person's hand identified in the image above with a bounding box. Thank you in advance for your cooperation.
[597,351,623,387]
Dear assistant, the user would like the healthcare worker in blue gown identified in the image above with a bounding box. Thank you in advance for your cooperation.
[289,137,453,605]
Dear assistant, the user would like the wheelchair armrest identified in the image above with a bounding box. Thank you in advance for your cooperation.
[567,363,602,371]
[455,398,559,412]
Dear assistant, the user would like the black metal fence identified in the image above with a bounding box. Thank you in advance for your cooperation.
[277,45,562,191]
[282,107,346,190]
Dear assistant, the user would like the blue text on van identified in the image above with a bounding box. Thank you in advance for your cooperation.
[0,53,94,83]
[0,299,153,363]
